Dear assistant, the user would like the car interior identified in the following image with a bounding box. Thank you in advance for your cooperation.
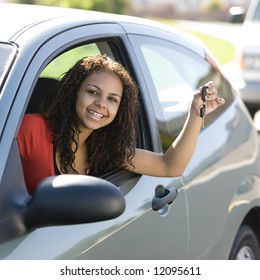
[25,77,59,114]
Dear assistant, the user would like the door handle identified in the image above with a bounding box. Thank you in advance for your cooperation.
[152,185,178,212]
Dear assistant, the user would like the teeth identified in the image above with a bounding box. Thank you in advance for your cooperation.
[88,110,104,119]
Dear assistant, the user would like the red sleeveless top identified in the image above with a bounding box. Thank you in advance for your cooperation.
[17,114,55,194]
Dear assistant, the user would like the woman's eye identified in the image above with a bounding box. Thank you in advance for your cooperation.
[109,97,118,103]
[88,90,97,95]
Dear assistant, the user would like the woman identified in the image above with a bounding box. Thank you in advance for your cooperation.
[17,54,225,194]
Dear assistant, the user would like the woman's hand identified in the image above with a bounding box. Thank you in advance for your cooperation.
[191,81,225,117]
[129,80,226,178]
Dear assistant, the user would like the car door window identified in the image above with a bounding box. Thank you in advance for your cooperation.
[40,44,101,79]
[25,39,144,194]
[25,43,102,115]
[129,35,233,151]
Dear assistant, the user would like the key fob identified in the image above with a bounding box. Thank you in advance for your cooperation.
[201,86,208,102]
[200,104,206,118]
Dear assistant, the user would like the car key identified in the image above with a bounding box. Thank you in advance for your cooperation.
[201,85,208,102]
[200,103,206,128]
[200,86,208,128]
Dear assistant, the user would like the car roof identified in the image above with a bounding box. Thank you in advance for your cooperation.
[0,3,205,57]
[0,3,168,40]
[0,3,123,41]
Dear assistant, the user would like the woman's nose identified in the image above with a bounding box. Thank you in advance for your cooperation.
[95,98,107,109]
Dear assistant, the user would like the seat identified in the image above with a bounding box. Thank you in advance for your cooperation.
[26,77,59,114]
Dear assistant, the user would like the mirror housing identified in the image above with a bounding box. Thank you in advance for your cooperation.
[25,175,126,229]
[0,175,125,243]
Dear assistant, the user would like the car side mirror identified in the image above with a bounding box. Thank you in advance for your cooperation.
[1,174,125,244]
[24,175,126,229]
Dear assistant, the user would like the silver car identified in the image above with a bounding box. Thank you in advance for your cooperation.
[1,3,260,260]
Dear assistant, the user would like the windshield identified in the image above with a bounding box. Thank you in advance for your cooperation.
[253,1,260,21]
[0,42,17,94]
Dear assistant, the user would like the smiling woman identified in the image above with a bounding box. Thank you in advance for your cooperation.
[17,55,139,194]
[17,54,223,195]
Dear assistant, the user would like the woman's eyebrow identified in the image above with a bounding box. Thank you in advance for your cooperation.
[87,83,122,98]
[86,83,100,90]
[110,93,122,99]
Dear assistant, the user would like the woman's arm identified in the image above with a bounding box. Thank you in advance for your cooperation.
[128,81,225,177]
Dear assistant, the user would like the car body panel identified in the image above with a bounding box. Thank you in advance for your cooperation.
[1,177,187,260]
[183,101,260,258]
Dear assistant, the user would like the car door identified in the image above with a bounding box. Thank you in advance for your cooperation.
[127,28,259,259]
[0,22,189,259]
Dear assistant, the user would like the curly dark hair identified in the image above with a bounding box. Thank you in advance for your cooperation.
[43,54,139,176]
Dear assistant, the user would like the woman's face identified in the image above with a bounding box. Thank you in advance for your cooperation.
[75,70,123,133]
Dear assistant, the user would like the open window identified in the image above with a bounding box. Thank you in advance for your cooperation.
[24,39,147,195]
[26,43,103,114]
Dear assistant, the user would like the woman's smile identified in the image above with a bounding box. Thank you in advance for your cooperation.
[87,109,107,120]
